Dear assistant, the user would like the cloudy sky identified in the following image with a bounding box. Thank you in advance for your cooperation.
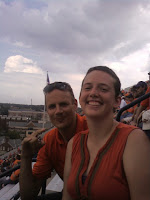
[0,0,150,105]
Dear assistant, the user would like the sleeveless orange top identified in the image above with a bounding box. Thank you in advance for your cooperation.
[67,123,137,200]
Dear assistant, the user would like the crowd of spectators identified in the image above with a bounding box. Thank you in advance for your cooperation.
[0,148,21,189]
[0,148,21,174]
[118,80,150,138]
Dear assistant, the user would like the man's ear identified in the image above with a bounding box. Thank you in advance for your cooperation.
[73,99,78,111]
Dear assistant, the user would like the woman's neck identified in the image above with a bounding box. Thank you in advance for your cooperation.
[87,115,118,142]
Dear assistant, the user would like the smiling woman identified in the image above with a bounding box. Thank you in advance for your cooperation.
[62,66,150,200]
[79,68,120,119]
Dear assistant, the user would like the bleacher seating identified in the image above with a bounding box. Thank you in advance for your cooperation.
[46,174,63,193]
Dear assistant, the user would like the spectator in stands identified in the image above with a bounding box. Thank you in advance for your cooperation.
[121,93,134,124]
[128,81,147,126]
[20,82,88,200]
[62,66,150,200]
[1,169,20,188]
[131,81,150,138]
[120,95,127,109]
[12,154,21,168]
[0,159,3,166]
[135,81,147,97]
[142,109,150,138]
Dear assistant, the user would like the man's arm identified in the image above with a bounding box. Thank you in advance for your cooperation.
[19,129,45,200]
[130,105,146,126]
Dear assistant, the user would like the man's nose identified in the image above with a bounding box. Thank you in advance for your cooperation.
[55,105,63,114]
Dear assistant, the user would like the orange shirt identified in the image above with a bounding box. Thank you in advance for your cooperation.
[0,159,3,165]
[12,159,20,167]
[141,87,150,110]
[33,114,88,180]
[125,100,134,113]
[10,169,20,181]
[67,123,137,200]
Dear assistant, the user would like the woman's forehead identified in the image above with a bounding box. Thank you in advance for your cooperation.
[83,70,115,85]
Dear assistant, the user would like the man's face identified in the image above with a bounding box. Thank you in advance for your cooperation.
[136,86,145,97]
[46,89,77,130]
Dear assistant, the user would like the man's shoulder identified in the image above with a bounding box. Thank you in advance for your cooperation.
[43,127,58,141]
[77,113,86,121]
[76,114,88,132]
[74,129,88,139]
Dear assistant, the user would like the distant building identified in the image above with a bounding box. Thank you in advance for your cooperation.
[8,120,52,136]
[8,108,49,122]
[0,136,21,154]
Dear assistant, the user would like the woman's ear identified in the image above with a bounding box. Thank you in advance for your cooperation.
[114,96,121,109]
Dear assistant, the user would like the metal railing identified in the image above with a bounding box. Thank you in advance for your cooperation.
[0,158,47,200]
[116,92,150,122]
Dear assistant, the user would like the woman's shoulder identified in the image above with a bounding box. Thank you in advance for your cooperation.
[117,122,139,134]
[73,129,88,143]
[67,130,88,152]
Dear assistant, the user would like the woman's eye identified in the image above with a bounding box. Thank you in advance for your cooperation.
[101,88,108,92]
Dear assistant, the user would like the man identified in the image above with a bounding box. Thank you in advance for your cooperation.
[130,81,147,126]
[20,82,88,200]
[135,81,147,97]
[131,82,150,135]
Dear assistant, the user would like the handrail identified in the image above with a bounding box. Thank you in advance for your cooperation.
[0,158,36,178]
[116,92,150,122]
[0,157,46,196]
[0,165,20,179]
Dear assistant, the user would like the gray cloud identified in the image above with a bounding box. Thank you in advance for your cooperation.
[0,0,150,104]
[1,0,150,58]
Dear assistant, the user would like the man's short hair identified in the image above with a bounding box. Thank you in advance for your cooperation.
[135,81,147,91]
[43,82,75,100]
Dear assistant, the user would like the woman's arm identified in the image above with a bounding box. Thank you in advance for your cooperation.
[62,138,74,200]
[123,128,150,200]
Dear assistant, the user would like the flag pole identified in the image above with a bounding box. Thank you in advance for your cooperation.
[43,97,46,128]
[43,71,50,128]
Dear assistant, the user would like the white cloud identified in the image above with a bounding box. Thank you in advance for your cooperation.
[4,55,43,74]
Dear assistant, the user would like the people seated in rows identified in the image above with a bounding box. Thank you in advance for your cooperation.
[1,169,20,188]
[131,80,150,138]
[62,66,150,200]
[0,153,21,190]
[121,81,147,124]
[12,154,21,168]
[0,148,21,174]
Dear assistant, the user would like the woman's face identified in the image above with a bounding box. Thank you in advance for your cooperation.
[79,70,120,119]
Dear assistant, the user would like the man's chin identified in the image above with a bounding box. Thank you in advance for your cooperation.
[55,123,67,129]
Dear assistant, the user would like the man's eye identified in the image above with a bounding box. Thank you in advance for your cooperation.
[48,105,55,109]
[60,103,68,107]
